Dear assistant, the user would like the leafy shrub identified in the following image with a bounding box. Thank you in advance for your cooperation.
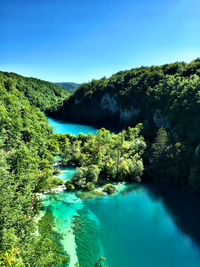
[85,182,95,191]
[65,181,75,191]
[103,184,116,195]
[72,165,100,189]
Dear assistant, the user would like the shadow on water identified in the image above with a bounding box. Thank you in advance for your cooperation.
[145,183,200,248]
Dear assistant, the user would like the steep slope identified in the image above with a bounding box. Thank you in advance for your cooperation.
[0,72,71,111]
[0,73,69,266]
[49,59,200,190]
[55,82,81,91]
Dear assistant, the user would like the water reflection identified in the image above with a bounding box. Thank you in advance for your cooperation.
[145,183,200,248]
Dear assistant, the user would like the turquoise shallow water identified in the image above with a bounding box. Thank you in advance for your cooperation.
[45,115,200,267]
[42,191,83,266]
[58,166,76,181]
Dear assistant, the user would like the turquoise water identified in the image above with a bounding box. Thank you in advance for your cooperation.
[46,115,97,135]
[42,191,84,266]
[44,116,200,267]
[58,166,76,181]
[83,186,200,267]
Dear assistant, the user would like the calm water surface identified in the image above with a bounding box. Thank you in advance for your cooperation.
[46,115,97,135]
[45,115,200,267]
[58,166,76,181]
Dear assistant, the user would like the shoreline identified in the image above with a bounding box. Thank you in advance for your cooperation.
[38,187,83,267]
[37,168,131,267]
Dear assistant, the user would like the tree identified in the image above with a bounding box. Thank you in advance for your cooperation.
[103,184,116,195]
[151,127,168,162]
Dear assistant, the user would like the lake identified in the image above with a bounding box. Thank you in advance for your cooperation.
[44,115,200,267]
[46,115,97,135]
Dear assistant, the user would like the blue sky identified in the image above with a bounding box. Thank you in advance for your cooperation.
[0,0,199,83]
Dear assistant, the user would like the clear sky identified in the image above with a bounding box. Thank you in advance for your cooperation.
[0,0,200,83]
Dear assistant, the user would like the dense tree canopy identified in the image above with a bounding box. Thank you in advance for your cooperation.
[0,73,69,266]
[53,125,146,191]
[49,59,200,189]
[0,71,70,111]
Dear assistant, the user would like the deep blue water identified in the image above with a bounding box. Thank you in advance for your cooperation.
[45,115,200,267]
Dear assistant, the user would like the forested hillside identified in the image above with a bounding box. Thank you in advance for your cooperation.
[49,59,200,191]
[0,73,69,266]
[55,82,81,91]
[0,72,70,111]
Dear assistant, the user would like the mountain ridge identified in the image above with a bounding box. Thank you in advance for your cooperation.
[54,82,81,91]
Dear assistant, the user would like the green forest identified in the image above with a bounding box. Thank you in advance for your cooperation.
[0,72,70,111]
[0,59,200,266]
[49,59,200,191]
[0,73,70,266]
[54,125,146,193]
[0,72,109,266]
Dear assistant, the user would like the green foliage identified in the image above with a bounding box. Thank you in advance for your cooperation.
[51,176,65,186]
[0,248,24,267]
[85,182,96,191]
[0,71,70,111]
[0,73,68,265]
[102,184,116,195]
[86,165,100,183]
[65,181,75,191]
[52,59,200,189]
[72,167,88,188]
[151,127,168,161]
[54,125,146,189]
[53,167,61,175]
[72,165,100,189]
[2,58,200,265]
[148,127,187,184]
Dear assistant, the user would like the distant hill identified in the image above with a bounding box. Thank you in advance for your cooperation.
[0,71,71,111]
[55,82,81,91]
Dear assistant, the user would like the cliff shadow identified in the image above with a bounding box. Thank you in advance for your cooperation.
[145,183,200,248]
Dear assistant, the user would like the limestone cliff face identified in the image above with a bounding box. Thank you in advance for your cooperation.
[55,90,170,132]
[99,94,169,131]
[120,107,140,121]
[189,144,200,192]
[100,93,140,122]
[100,93,119,114]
